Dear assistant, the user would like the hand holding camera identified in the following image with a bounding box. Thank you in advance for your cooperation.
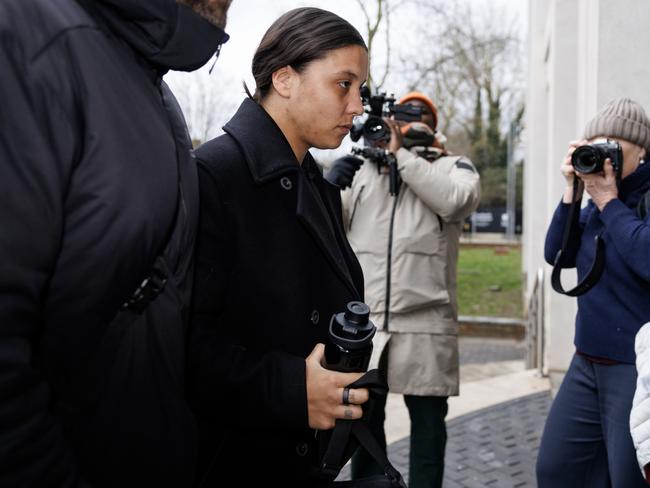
[386,117,404,156]
[562,138,621,209]
[578,159,618,210]
[561,140,586,203]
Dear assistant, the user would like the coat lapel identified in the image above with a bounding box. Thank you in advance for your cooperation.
[224,98,362,299]
[296,158,361,299]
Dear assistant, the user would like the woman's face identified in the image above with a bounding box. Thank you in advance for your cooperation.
[286,45,368,151]
[588,136,646,178]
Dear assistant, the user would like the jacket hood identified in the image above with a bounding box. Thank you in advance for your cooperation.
[90,0,229,71]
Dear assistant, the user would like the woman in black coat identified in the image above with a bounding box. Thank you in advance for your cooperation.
[189,8,371,486]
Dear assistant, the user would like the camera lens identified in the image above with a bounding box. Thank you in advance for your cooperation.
[363,115,390,143]
[571,145,604,174]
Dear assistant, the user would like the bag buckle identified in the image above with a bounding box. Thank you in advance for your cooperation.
[122,267,168,313]
[385,466,407,488]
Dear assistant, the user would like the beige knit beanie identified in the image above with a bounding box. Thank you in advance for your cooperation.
[583,97,650,151]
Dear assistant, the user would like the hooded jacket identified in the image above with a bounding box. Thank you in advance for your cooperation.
[0,1,226,486]
[341,147,480,395]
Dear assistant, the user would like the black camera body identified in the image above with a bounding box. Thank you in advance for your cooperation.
[571,138,623,177]
[349,86,423,144]
[323,301,376,373]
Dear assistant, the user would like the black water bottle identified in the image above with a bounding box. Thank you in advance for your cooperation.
[323,301,376,373]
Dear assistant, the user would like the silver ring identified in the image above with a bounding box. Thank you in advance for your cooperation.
[342,386,351,405]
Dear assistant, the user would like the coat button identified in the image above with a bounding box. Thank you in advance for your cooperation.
[310,310,320,325]
[280,177,293,190]
[296,442,309,457]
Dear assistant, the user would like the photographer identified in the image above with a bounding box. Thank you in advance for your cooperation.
[537,97,650,487]
[328,92,480,488]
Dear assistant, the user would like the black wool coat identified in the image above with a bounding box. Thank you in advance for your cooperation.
[0,1,225,486]
[189,98,364,485]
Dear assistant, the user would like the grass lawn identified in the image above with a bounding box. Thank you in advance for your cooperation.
[457,246,523,318]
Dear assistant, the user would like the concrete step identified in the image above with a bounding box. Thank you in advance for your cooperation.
[459,315,525,340]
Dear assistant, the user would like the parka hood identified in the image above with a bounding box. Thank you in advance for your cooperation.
[90,0,229,71]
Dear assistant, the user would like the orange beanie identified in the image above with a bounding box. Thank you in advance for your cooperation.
[398,92,438,131]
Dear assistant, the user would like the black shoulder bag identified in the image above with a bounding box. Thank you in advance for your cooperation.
[319,370,407,488]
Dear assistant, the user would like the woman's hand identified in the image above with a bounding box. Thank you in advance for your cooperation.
[562,140,586,203]
[305,343,370,430]
[578,159,618,211]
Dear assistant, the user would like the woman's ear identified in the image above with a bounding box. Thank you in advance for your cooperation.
[270,66,295,99]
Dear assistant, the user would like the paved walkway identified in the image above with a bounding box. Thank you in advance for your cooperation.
[336,337,552,486]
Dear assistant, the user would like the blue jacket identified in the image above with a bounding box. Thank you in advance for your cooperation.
[545,162,650,363]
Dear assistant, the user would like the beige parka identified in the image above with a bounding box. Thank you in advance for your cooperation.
[341,147,480,396]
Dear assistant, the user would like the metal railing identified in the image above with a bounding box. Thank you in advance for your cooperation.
[525,267,546,375]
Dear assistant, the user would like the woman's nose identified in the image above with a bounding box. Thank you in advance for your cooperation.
[349,93,364,116]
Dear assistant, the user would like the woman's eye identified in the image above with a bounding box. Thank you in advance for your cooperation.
[338,81,351,89]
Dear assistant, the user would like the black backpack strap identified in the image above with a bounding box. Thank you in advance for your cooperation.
[551,179,606,297]
[122,82,188,313]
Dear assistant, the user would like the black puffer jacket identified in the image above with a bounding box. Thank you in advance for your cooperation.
[0,1,226,486]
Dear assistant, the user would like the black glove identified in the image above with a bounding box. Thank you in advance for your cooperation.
[324,155,364,189]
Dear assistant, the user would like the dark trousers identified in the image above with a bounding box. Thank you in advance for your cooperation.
[536,353,646,487]
[351,391,448,488]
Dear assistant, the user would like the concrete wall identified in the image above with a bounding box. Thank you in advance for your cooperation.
[524,0,650,377]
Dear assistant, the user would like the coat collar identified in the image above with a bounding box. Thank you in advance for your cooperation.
[224,98,304,184]
[619,160,650,205]
[224,98,362,298]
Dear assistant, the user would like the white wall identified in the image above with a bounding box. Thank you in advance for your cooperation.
[524,0,650,377]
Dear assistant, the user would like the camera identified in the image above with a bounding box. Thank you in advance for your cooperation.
[350,146,401,196]
[350,86,423,144]
[323,301,376,373]
[571,138,623,176]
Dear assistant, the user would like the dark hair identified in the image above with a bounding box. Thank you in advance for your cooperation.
[246,7,367,102]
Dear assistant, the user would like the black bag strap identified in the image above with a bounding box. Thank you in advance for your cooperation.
[319,370,406,487]
[551,178,606,297]
[122,83,187,313]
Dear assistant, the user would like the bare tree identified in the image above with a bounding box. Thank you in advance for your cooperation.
[394,0,525,207]
[171,69,240,146]
[399,1,524,138]
[355,0,411,91]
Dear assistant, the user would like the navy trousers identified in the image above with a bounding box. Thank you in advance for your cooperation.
[536,353,646,487]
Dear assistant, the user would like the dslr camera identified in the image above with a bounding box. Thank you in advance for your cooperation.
[350,86,423,144]
[571,138,623,176]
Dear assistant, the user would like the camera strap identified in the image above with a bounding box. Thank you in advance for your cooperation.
[551,179,606,296]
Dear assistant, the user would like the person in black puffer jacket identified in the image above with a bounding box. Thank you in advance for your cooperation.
[0,1,231,487]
